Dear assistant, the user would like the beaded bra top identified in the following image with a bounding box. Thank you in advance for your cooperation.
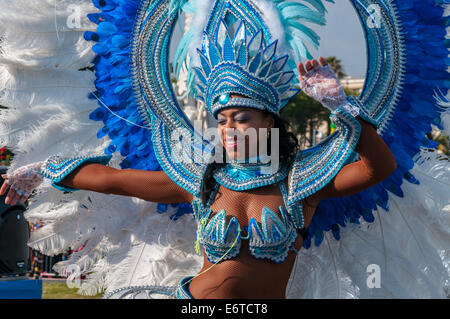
[192,162,299,264]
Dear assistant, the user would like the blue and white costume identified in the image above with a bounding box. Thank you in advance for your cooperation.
[0,0,449,298]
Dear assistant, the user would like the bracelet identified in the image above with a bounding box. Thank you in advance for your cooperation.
[346,95,379,128]
[41,154,112,192]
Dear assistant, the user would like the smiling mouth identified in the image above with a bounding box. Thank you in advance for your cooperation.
[224,136,239,149]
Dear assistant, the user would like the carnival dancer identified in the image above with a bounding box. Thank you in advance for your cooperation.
[0,0,448,298]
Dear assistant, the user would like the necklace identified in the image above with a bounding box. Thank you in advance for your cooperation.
[212,157,290,191]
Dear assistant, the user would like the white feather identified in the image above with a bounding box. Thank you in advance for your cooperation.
[0,0,97,70]
[434,88,450,137]
[287,147,450,298]
[0,0,104,172]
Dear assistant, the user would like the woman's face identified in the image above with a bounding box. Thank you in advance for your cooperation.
[216,106,274,161]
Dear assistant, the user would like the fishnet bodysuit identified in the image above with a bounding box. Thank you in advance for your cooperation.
[190,180,317,299]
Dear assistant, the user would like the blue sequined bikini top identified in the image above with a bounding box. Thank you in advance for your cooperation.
[192,179,299,264]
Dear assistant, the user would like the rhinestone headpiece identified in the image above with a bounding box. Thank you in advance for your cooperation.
[193,1,300,118]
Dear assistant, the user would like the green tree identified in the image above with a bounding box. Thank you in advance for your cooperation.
[281,88,359,148]
[280,91,330,148]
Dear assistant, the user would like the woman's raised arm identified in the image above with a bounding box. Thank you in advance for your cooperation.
[313,116,397,202]
[297,57,397,204]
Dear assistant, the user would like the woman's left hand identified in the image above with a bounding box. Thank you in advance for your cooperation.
[297,57,348,112]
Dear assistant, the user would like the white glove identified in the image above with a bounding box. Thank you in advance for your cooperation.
[0,161,44,205]
[298,58,349,112]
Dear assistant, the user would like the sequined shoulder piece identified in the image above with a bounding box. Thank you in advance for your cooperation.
[287,107,362,228]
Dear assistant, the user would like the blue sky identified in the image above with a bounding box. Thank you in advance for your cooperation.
[311,1,367,78]
[170,2,367,79]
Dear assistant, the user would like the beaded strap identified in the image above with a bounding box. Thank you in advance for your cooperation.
[278,180,289,207]
[103,285,177,299]
[211,97,270,118]
[347,95,380,128]
[175,276,195,299]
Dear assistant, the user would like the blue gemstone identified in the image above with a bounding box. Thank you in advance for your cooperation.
[219,93,230,105]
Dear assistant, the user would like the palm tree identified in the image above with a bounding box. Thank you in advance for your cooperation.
[280,91,330,149]
[326,56,347,80]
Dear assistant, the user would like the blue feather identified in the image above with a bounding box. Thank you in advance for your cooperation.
[85,0,193,219]
[303,0,449,249]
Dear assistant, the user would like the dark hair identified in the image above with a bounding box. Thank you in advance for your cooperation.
[268,111,299,166]
[200,111,299,204]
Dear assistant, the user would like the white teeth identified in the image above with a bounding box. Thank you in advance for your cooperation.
[224,139,238,147]
[224,137,237,144]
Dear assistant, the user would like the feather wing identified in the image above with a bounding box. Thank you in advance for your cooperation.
[289,0,450,298]
[303,0,450,249]
[287,148,450,298]
[0,0,201,296]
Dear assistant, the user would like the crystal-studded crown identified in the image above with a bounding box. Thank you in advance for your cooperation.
[194,18,300,118]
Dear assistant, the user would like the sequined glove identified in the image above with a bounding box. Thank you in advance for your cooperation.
[0,161,45,205]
